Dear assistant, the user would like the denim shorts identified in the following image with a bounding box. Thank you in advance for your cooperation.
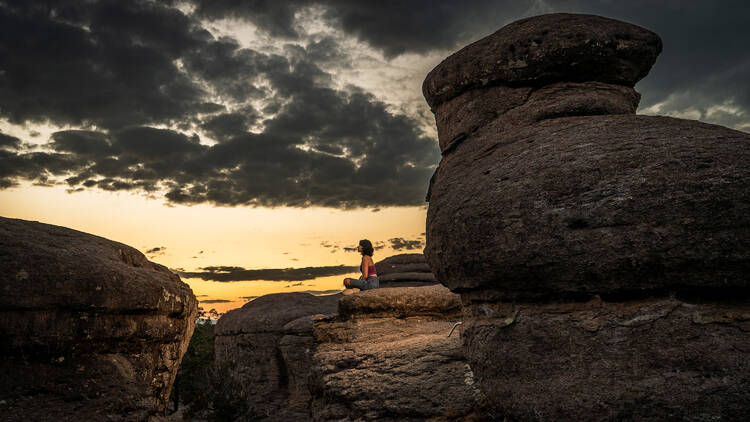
[346,275,380,290]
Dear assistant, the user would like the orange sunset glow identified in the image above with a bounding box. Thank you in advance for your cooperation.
[0,182,427,314]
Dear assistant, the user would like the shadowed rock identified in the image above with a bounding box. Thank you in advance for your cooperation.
[214,292,340,421]
[424,13,750,301]
[310,285,485,421]
[375,253,438,287]
[423,13,750,421]
[214,285,488,421]
[0,217,197,421]
[423,13,662,110]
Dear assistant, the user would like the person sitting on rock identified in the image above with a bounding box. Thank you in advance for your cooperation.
[343,239,380,292]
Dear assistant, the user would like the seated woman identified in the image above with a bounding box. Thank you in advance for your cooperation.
[343,239,380,291]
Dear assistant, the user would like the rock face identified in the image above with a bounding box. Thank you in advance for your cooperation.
[214,292,341,420]
[0,217,197,421]
[215,286,487,421]
[423,13,750,420]
[375,253,437,287]
[310,285,485,422]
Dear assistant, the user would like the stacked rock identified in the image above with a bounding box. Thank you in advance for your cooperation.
[214,286,489,421]
[374,253,437,287]
[423,13,750,421]
[0,217,197,421]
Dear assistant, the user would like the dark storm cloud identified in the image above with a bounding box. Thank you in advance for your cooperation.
[200,112,255,141]
[0,0,213,128]
[189,0,527,58]
[192,0,304,38]
[0,133,21,150]
[6,1,746,209]
[388,237,423,251]
[175,264,357,282]
[1,1,440,208]
[189,0,750,129]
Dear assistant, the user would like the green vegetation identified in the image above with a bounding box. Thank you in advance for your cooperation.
[170,308,249,421]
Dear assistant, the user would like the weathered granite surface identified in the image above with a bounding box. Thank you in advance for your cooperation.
[214,292,340,421]
[423,13,750,421]
[310,285,485,422]
[0,216,197,421]
[214,286,487,421]
[463,297,750,421]
[423,13,661,110]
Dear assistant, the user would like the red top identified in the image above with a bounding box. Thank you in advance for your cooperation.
[362,263,377,277]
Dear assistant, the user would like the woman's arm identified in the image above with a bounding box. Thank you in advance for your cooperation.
[360,256,369,280]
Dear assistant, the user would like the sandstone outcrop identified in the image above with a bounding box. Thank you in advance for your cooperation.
[423,13,750,420]
[214,286,487,421]
[310,285,485,422]
[0,216,197,421]
[214,292,341,420]
[375,253,437,287]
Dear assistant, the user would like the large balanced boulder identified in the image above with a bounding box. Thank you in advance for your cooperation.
[374,253,437,287]
[423,13,750,420]
[0,217,197,421]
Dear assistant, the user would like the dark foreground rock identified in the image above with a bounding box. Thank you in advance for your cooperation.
[214,292,341,421]
[463,297,750,421]
[0,217,197,421]
[423,13,750,421]
[375,253,437,287]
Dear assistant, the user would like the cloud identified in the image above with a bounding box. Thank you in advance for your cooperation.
[0,0,214,129]
[175,264,357,282]
[199,299,232,303]
[388,237,424,251]
[189,0,530,58]
[186,0,750,131]
[145,246,166,255]
[0,133,21,150]
[3,1,748,208]
[0,3,440,208]
[343,240,385,252]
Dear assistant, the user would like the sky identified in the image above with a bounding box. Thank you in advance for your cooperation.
[1,0,749,313]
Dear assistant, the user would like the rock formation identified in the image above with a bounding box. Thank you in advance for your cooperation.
[214,292,341,420]
[423,13,750,420]
[214,286,488,421]
[310,285,486,422]
[374,253,437,287]
[0,216,197,421]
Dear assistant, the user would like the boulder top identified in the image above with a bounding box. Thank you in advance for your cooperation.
[423,13,662,109]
